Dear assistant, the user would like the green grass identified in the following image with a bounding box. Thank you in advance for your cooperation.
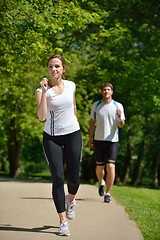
[112,185,160,240]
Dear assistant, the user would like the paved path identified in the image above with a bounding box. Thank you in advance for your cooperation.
[0,179,143,240]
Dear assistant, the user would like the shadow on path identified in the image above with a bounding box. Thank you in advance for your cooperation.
[0,224,58,235]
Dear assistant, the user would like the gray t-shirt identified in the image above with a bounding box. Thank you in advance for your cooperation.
[90,100,125,142]
[36,80,80,136]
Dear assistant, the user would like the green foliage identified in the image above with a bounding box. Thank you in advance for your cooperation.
[0,0,159,185]
[21,136,48,176]
[112,186,160,240]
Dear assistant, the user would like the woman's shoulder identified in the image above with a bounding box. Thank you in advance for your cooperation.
[63,80,76,90]
[63,79,75,86]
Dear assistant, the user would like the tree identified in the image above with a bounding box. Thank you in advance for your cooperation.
[0,0,97,176]
[0,0,159,187]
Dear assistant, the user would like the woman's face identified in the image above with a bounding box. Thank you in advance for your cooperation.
[47,57,66,80]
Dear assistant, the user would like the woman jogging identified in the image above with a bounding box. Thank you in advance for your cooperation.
[35,55,82,236]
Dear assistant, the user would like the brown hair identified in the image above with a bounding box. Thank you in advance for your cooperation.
[101,82,113,91]
[47,55,66,68]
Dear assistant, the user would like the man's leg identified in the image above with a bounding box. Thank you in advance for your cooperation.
[105,163,115,194]
[104,141,117,202]
[96,165,105,196]
[94,140,106,196]
[96,165,105,185]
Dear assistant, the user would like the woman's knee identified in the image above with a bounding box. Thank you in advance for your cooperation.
[67,179,80,194]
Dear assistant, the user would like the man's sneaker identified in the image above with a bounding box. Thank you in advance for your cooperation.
[104,194,111,203]
[98,185,105,196]
[65,196,76,220]
[58,219,70,236]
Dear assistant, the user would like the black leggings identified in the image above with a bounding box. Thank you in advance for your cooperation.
[43,130,82,213]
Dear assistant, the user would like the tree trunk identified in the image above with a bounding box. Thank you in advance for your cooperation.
[131,141,144,186]
[153,148,160,188]
[1,156,7,171]
[7,118,22,177]
[131,160,141,186]
[139,161,150,185]
[121,142,132,185]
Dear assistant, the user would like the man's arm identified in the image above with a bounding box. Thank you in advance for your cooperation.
[116,108,125,128]
[88,118,96,149]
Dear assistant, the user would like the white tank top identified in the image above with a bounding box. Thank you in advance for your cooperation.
[36,80,80,136]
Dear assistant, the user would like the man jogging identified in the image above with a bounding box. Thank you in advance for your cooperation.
[88,82,125,203]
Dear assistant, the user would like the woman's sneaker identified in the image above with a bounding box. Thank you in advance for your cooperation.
[58,219,70,236]
[65,196,76,220]
[104,193,111,203]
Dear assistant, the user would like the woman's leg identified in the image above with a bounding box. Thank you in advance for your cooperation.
[64,130,82,201]
[43,132,66,214]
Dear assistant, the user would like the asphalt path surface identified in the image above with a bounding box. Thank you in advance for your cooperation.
[0,179,143,240]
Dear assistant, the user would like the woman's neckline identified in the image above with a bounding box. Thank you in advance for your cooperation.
[51,80,64,95]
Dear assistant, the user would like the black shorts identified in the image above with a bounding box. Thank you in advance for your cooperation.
[93,140,118,165]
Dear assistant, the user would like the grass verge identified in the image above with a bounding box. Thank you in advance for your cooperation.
[112,185,160,240]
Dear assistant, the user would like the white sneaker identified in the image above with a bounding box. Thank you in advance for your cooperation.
[58,219,70,236]
[65,196,76,220]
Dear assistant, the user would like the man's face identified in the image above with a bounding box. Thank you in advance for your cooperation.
[102,86,113,99]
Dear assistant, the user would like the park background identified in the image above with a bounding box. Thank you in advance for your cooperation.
[0,0,160,188]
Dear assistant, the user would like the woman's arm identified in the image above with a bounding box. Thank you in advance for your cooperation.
[73,91,77,116]
[35,77,48,121]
